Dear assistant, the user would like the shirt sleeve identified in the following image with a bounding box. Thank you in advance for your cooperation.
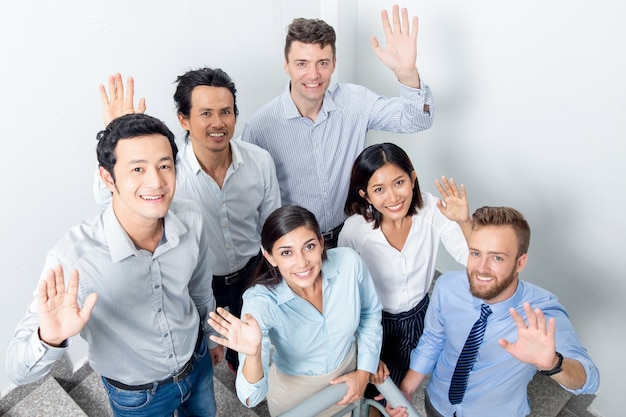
[409,277,446,374]
[545,303,600,394]
[364,81,434,133]
[234,290,272,408]
[188,215,218,349]
[257,151,281,235]
[355,255,383,374]
[5,254,72,385]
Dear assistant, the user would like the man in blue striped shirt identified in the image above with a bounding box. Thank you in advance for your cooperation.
[242,5,434,247]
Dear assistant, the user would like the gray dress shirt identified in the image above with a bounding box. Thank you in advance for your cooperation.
[6,200,217,386]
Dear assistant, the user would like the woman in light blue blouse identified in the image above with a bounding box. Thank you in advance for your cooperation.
[208,205,382,416]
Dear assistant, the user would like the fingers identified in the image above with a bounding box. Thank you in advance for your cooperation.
[79,293,98,322]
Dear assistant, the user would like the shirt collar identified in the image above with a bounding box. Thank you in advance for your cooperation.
[102,204,187,263]
[274,254,336,305]
[475,279,525,317]
[182,138,241,173]
[280,82,337,120]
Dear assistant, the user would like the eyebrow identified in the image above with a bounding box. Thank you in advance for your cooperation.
[127,156,173,165]
[276,237,317,250]
[369,175,405,188]
[468,247,509,256]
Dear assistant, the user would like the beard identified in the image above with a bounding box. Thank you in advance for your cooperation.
[467,266,517,301]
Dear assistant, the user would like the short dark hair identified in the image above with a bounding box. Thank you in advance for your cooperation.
[250,205,328,289]
[173,67,238,138]
[96,113,177,182]
[284,18,336,60]
[471,206,531,257]
[344,143,424,229]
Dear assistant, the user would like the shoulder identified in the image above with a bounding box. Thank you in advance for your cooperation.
[435,270,468,289]
[168,199,204,227]
[246,95,283,123]
[326,246,363,269]
[342,214,372,232]
[232,139,274,162]
[328,82,375,102]
[54,212,106,258]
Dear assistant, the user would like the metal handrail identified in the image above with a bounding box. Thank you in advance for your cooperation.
[277,377,421,417]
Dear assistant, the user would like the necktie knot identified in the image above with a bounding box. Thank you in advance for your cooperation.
[480,304,492,320]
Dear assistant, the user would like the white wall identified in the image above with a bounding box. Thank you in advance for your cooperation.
[359,1,623,416]
[0,0,326,397]
[1,0,621,416]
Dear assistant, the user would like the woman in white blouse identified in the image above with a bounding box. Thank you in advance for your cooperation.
[338,142,472,395]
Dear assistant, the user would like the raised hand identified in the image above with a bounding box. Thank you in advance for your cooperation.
[371,4,421,88]
[208,307,262,356]
[435,176,470,222]
[499,302,558,370]
[99,72,146,126]
[37,265,97,347]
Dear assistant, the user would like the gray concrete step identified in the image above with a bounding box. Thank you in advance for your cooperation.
[4,377,88,417]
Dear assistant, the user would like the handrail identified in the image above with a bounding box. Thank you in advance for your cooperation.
[276,377,422,417]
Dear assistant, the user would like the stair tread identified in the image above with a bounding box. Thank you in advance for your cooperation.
[5,377,88,417]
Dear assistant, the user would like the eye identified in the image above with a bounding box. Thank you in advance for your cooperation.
[469,251,480,257]
[318,61,328,67]
[493,255,503,262]
[201,111,210,117]
[280,250,292,257]
[221,109,231,115]
[395,179,405,186]
[132,167,143,173]
[296,62,306,67]
[159,163,172,170]
[373,187,383,193]
[305,243,317,251]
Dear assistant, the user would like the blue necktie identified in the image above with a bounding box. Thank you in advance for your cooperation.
[448,304,492,405]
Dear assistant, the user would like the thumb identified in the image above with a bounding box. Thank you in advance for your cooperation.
[79,293,98,322]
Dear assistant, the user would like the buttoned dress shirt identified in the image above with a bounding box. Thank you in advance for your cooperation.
[235,247,383,408]
[242,81,434,233]
[338,192,468,314]
[410,271,600,417]
[176,139,280,274]
[95,139,281,275]
[7,200,218,386]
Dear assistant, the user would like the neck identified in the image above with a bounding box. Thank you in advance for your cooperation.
[291,92,323,121]
[192,143,232,187]
[115,212,164,253]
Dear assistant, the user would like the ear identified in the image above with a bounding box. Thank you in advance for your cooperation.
[177,112,189,130]
[358,189,370,203]
[263,249,277,267]
[411,170,417,188]
[516,253,528,273]
[283,58,289,74]
[99,166,116,192]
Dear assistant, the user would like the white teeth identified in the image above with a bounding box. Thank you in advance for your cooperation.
[387,203,402,210]
[305,83,320,87]
[142,195,162,201]
[208,132,225,137]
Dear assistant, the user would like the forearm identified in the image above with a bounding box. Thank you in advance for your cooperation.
[6,328,67,385]
[551,357,587,390]
[399,369,426,398]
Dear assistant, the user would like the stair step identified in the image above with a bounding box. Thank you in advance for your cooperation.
[4,377,88,417]
[68,372,112,417]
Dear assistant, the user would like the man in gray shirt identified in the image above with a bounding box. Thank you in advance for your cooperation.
[97,68,281,371]
[7,114,221,417]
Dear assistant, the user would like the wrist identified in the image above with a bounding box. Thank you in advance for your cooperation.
[538,351,564,376]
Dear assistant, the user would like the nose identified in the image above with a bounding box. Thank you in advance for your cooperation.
[145,167,165,188]
[294,251,309,268]
[208,113,226,127]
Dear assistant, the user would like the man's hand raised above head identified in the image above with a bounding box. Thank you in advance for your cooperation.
[371,4,421,89]
[99,73,146,126]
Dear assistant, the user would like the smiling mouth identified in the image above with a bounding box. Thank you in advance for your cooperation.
[304,83,322,88]
[293,269,313,279]
[208,132,225,137]
[141,194,165,201]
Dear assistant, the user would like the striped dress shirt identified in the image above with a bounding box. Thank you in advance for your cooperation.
[242,81,434,233]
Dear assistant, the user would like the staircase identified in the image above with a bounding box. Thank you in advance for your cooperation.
[0,355,595,417]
